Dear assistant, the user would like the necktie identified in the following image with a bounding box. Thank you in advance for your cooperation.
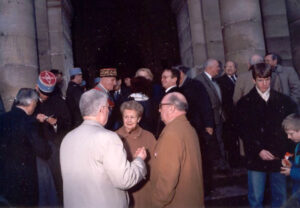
[230,75,236,84]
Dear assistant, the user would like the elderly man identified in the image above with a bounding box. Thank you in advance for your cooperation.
[0,88,51,207]
[217,61,240,166]
[265,53,300,105]
[94,68,117,129]
[66,67,84,128]
[173,65,214,196]
[237,63,297,207]
[197,58,229,171]
[151,92,204,208]
[60,89,147,208]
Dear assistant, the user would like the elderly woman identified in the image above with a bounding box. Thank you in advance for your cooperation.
[116,100,156,208]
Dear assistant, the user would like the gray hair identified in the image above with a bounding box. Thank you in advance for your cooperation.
[168,94,188,112]
[282,113,300,131]
[203,58,217,70]
[135,68,153,81]
[15,88,39,106]
[120,100,144,118]
[249,54,264,65]
[79,89,108,117]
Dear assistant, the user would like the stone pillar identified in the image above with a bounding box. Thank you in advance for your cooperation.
[35,0,51,70]
[171,0,194,67]
[0,0,38,110]
[219,0,266,73]
[285,0,300,73]
[47,0,73,94]
[186,0,207,66]
[202,0,225,63]
[261,0,293,66]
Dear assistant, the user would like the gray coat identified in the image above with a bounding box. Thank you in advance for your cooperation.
[272,65,300,104]
[60,120,146,208]
[196,72,223,125]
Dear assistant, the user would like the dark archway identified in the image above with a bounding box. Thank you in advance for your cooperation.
[71,0,180,86]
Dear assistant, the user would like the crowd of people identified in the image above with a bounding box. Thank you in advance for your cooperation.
[0,52,300,207]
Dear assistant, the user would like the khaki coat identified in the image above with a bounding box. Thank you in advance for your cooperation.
[151,115,204,208]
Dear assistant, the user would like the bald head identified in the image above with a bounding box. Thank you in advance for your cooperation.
[164,92,188,112]
[249,54,264,66]
[160,92,188,124]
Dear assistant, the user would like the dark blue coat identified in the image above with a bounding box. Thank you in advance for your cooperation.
[0,107,51,206]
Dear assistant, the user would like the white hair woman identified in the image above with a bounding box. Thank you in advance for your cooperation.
[116,100,156,208]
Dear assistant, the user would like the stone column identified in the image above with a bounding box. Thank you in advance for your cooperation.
[202,0,225,63]
[261,0,293,66]
[0,0,38,110]
[171,0,194,67]
[47,0,73,94]
[285,0,300,73]
[219,0,266,73]
[34,0,52,70]
[186,0,207,66]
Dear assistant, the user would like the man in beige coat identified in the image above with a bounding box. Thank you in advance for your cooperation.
[60,89,147,208]
[151,92,204,208]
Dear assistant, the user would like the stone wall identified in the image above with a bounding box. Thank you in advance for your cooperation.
[171,0,299,74]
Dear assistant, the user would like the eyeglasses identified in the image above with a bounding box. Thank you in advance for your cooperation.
[102,105,113,111]
[159,103,173,109]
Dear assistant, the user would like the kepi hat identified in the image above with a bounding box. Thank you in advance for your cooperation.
[37,71,56,94]
[99,68,117,77]
[69,67,82,76]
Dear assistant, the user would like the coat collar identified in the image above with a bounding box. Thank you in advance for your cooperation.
[82,119,104,128]
[116,125,143,140]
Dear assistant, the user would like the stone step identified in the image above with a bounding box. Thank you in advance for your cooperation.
[205,185,248,207]
[212,168,247,189]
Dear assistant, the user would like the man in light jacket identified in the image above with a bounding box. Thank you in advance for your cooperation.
[60,89,147,208]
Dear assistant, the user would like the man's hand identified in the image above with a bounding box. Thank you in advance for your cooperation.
[205,127,213,136]
[259,149,275,160]
[46,117,57,126]
[134,147,147,160]
[36,113,47,123]
[280,167,291,176]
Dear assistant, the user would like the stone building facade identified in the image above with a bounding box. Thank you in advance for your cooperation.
[172,0,300,76]
[0,0,73,110]
[0,0,299,109]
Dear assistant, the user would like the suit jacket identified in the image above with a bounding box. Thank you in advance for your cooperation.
[0,107,51,206]
[236,88,297,172]
[217,74,235,120]
[273,65,300,104]
[179,77,214,133]
[151,115,204,208]
[60,119,146,208]
[196,72,223,125]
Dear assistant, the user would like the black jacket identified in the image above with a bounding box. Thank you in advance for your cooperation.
[34,94,71,145]
[180,77,214,134]
[217,74,235,121]
[0,107,51,206]
[66,81,83,128]
[237,88,297,171]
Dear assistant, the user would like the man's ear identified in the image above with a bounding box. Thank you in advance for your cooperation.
[252,79,256,84]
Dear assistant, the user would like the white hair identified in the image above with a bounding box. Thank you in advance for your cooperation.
[15,88,39,106]
[79,89,108,117]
